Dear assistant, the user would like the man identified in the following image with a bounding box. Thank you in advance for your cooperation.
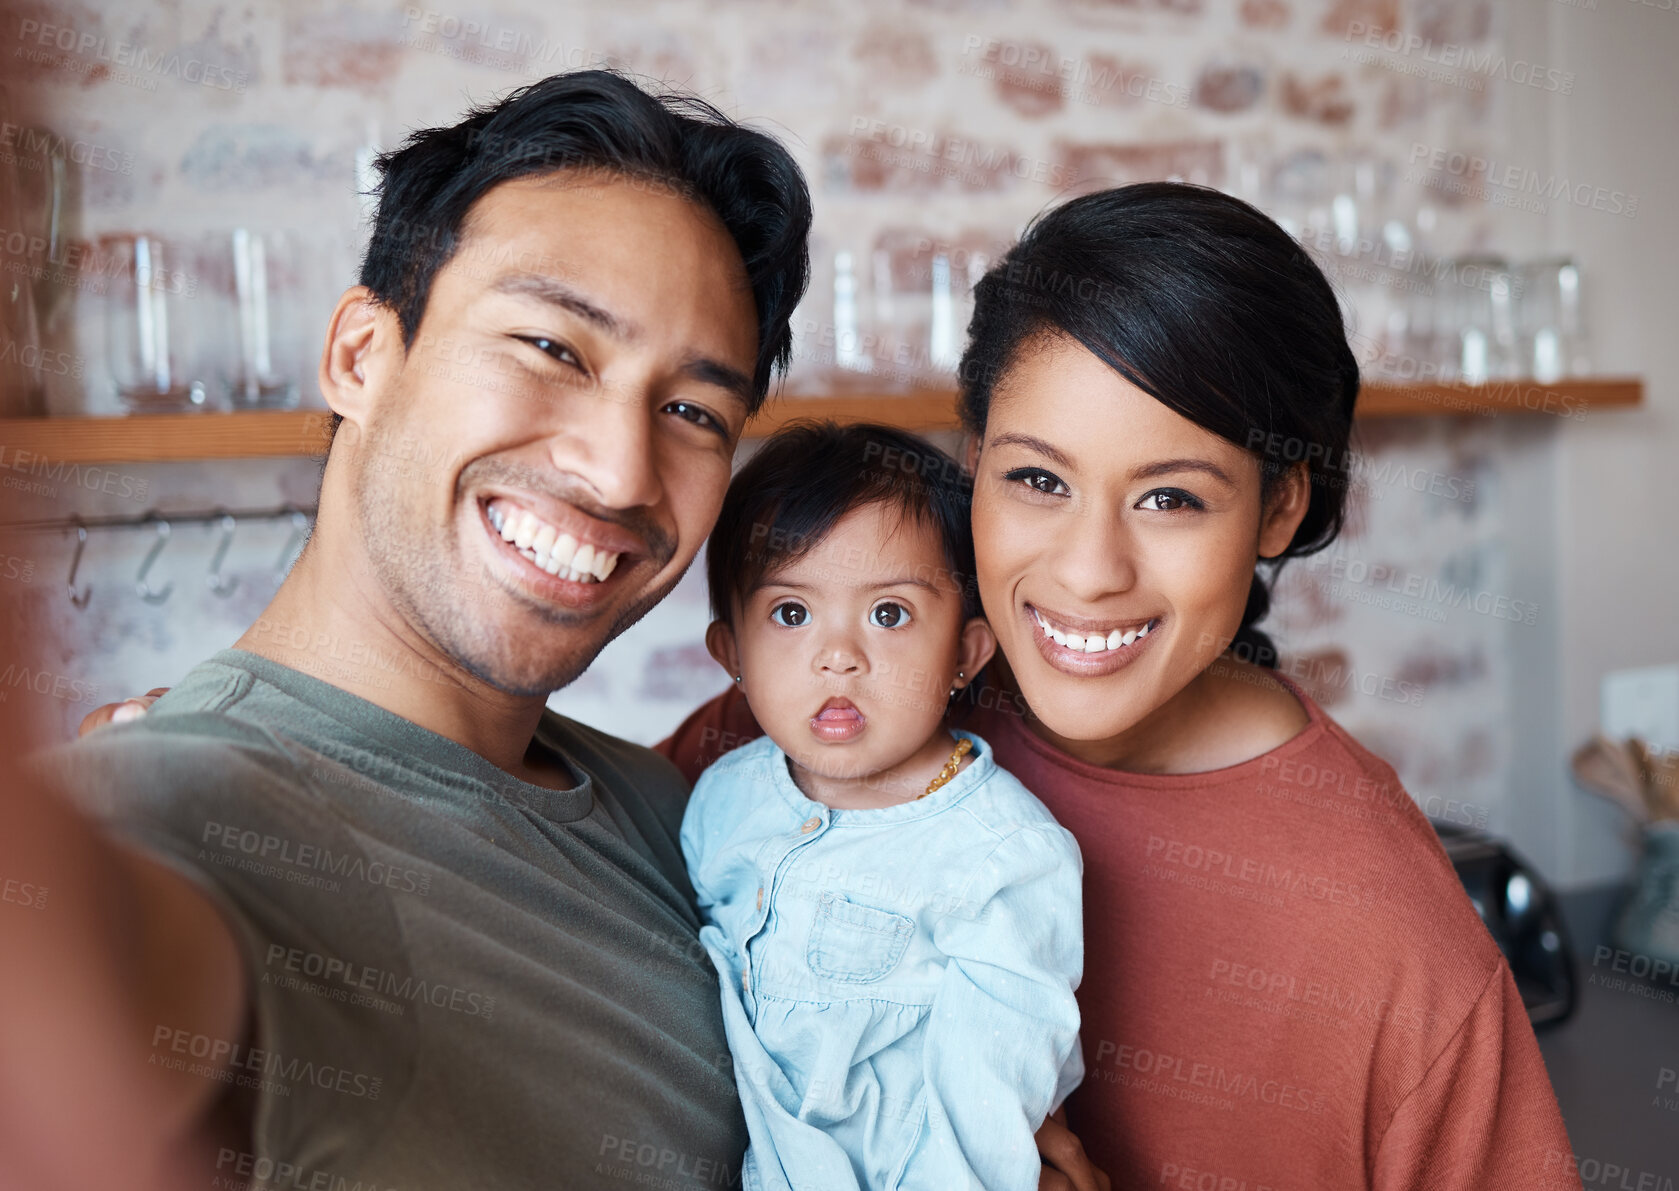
[0,71,1100,1191]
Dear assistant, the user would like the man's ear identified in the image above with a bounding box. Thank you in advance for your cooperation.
[1258,462,1312,560]
[318,286,397,435]
[953,617,997,691]
[704,619,742,681]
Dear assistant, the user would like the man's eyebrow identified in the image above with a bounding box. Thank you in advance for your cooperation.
[1129,458,1237,485]
[490,274,639,340]
[680,354,755,410]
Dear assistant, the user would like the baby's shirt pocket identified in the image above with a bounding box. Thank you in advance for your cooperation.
[806,892,914,984]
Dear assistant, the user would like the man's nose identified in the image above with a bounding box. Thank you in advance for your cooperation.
[543,383,663,511]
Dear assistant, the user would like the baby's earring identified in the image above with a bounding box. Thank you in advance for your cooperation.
[948,670,965,699]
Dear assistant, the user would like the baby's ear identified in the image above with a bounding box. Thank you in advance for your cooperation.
[704,620,742,679]
[955,617,997,690]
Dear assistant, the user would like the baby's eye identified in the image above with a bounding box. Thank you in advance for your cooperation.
[870,602,912,629]
[770,601,809,627]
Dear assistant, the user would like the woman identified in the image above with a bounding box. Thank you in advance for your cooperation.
[662,183,1579,1189]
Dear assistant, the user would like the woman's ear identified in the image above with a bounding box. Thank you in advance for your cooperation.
[705,619,743,681]
[318,286,394,434]
[1258,462,1312,560]
[953,617,997,690]
[963,432,981,475]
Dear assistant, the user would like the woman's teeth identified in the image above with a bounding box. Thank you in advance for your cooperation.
[486,502,620,583]
[1032,608,1155,653]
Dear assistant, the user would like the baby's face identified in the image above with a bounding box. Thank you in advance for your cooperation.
[727,503,978,784]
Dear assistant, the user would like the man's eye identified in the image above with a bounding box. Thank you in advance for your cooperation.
[1137,489,1203,512]
[870,602,911,629]
[664,400,724,434]
[518,336,582,369]
[1004,467,1069,497]
[770,602,808,627]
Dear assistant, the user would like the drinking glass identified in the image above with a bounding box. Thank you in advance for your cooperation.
[105,233,209,411]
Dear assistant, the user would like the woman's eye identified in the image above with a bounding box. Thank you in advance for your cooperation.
[663,400,724,435]
[1004,467,1069,497]
[870,602,912,629]
[1137,488,1202,512]
[770,602,808,627]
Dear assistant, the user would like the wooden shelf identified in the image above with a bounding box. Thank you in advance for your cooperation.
[0,378,1644,464]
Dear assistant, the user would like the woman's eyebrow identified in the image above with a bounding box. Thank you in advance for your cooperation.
[1129,458,1236,485]
[988,432,1073,468]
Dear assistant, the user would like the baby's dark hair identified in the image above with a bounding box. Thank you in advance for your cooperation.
[706,420,979,624]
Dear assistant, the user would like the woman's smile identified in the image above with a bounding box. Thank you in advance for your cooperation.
[1024,603,1162,677]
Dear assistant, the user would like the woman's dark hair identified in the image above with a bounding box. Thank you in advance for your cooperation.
[957,182,1360,668]
[706,421,979,624]
[358,68,811,411]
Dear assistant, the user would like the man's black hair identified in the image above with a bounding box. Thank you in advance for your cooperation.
[357,68,812,413]
[706,420,979,624]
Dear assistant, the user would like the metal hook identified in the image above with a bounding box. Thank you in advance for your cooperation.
[66,519,92,609]
[134,517,174,604]
[205,511,240,597]
[272,507,311,585]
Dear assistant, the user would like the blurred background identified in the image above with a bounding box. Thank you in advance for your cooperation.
[0,0,1676,1171]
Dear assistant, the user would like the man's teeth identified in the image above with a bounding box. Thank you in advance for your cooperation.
[486,502,620,583]
[1032,608,1154,653]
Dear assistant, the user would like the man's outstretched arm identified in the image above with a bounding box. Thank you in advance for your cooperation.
[0,756,248,1191]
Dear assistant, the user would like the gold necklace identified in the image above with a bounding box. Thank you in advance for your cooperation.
[917,737,973,800]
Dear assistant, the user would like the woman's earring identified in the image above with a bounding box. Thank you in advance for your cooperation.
[948,670,965,699]
[734,675,742,684]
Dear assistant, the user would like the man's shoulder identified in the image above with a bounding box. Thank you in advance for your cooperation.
[27,659,326,836]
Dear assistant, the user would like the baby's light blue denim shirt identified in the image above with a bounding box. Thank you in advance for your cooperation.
[680,729,1084,1191]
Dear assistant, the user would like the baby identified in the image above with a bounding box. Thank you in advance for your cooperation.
[679,421,1084,1191]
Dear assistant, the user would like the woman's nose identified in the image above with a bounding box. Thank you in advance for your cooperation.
[1052,508,1140,601]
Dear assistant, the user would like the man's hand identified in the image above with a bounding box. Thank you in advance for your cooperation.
[79,688,170,737]
[1037,1110,1111,1191]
